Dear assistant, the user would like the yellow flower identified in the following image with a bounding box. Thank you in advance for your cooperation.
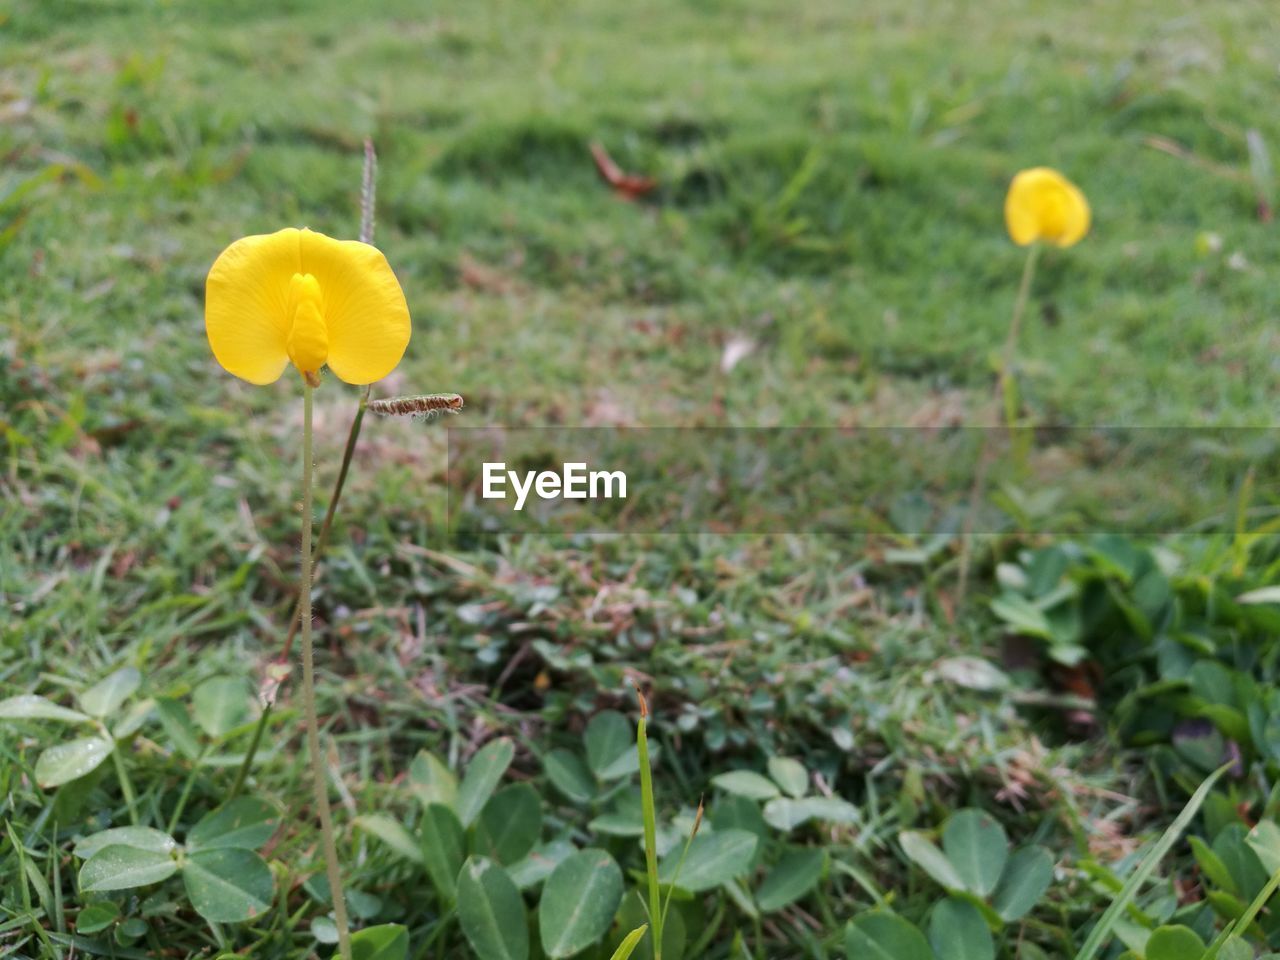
[205,227,411,385]
[1004,167,1090,248]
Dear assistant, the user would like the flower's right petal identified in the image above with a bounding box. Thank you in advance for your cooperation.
[1054,180,1091,248]
[205,229,301,384]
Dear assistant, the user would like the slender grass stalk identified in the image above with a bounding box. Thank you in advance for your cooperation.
[956,242,1042,603]
[1217,865,1280,952]
[1073,763,1229,960]
[110,747,139,825]
[636,690,663,960]
[167,745,209,834]
[301,381,353,960]
[659,800,703,934]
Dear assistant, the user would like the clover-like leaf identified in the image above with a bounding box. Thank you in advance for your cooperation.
[36,736,114,788]
[78,667,141,718]
[539,848,624,958]
[0,694,90,724]
[456,857,528,960]
[186,797,279,852]
[182,847,274,923]
[79,845,178,892]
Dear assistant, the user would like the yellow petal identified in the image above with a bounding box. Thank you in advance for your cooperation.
[1004,167,1090,248]
[297,230,411,385]
[205,229,300,384]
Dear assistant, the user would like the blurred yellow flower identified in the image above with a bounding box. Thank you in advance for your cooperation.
[1004,167,1090,248]
[205,227,411,385]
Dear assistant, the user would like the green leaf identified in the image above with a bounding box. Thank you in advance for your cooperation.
[79,846,178,892]
[712,771,781,800]
[590,805,645,838]
[1144,925,1205,960]
[545,748,597,804]
[457,738,515,828]
[36,736,114,787]
[409,750,458,810]
[763,796,859,831]
[75,901,121,934]
[78,667,141,718]
[191,676,251,739]
[1246,820,1280,875]
[155,698,201,758]
[539,848,624,958]
[767,756,809,798]
[756,848,825,912]
[943,809,1008,897]
[846,911,936,960]
[351,924,409,960]
[111,698,153,739]
[990,595,1053,639]
[509,840,576,890]
[1190,836,1237,896]
[659,829,757,892]
[585,711,637,780]
[928,898,994,960]
[900,831,966,891]
[608,926,649,960]
[186,797,279,851]
[182,847,274,923]
[420,802,466,902]
[475,783,542,865]
[355,814,425,865]
[0,694,90,724]
[992,846,1053,921]
[75,827,176,860]
[1214,824,1269,898]
[456,857,529,960]
[1237,586,1280,605]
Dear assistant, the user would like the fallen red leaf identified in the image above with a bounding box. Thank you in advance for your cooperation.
[590,141,657,201]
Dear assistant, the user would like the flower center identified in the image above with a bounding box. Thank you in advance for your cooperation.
[285,273,328,376]
[1039,188,1070,241]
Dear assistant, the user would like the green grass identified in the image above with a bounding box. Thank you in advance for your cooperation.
[2,0,1280,957]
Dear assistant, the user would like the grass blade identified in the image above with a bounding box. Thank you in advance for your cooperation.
[1073,763,1230,960]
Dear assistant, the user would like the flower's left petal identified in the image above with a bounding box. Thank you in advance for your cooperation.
[300,231,411,385]
[1004,169,1047,246]
[205,229,301,384]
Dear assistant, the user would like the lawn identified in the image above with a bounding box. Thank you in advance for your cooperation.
[2,0,1280,958]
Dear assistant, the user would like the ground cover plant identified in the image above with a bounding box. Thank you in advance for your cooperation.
[3,0,1280,958]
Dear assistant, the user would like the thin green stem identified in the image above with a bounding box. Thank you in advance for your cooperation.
[956,242,1041,603]
[228,699,270,802]
[998,243,1041,430]
[230,385,370,802]
[301,382,353,960]
[167,746,209,835]
[636,696,663,960]
[110,745,139,825]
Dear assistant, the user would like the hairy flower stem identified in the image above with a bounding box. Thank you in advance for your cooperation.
[956,243,1041,604]
[302,382,353,960]
[228,385,370,801]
